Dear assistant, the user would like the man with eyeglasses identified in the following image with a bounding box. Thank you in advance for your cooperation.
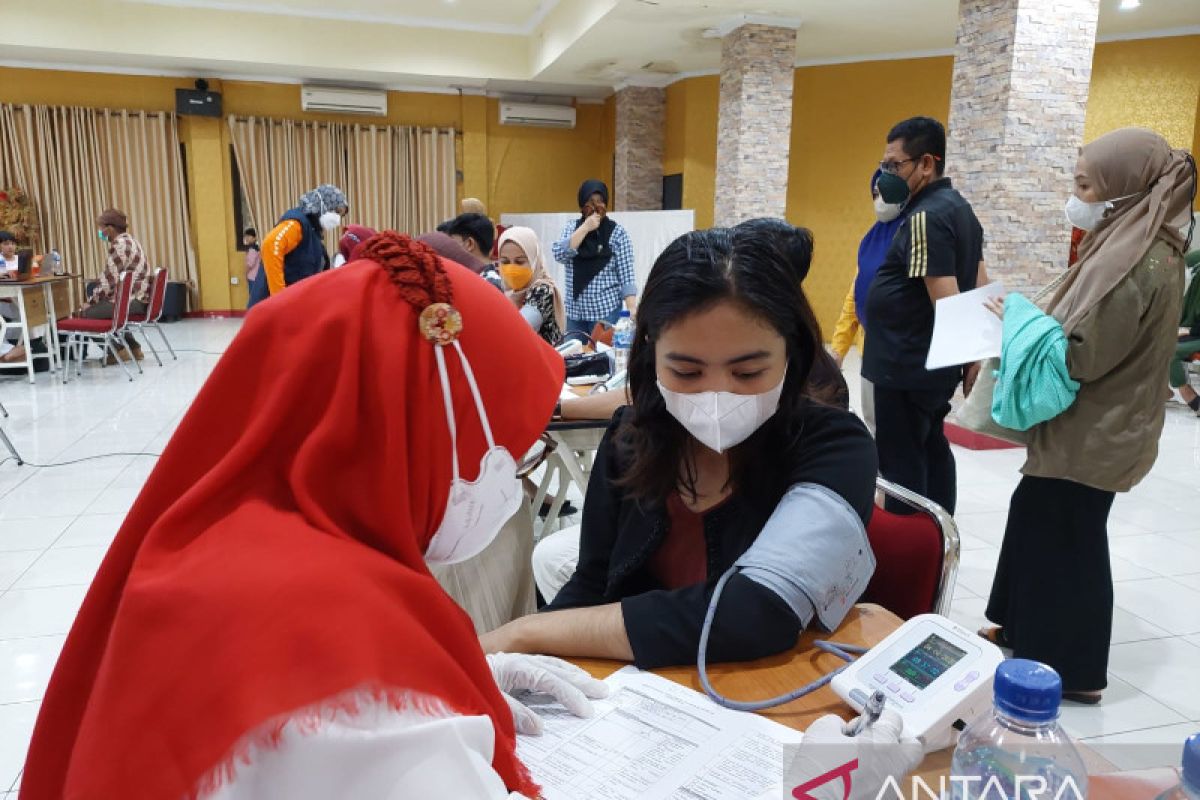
[861,116,988,516]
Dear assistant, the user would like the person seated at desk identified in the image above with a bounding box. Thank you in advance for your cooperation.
[482,226,878,670]
[0,230,22,360]
[1170,249,1200,415]
[497,226,565,346]
[438,212,496,273]
[79,208,151,364]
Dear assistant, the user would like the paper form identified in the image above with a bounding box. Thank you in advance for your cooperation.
[517,667,804,800]
[924,282,1008,370]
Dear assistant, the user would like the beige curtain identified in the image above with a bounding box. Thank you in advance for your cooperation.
[0,104,195,290]
[229,116,456,238]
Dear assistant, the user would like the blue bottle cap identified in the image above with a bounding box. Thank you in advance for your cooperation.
[993,659,1062,723]
[1183,733,1200,792]
[618,309,631,318]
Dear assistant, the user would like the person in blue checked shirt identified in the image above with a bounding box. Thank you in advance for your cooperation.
[553,179,637,339]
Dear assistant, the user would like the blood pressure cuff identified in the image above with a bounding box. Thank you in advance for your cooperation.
[735,482,876,632]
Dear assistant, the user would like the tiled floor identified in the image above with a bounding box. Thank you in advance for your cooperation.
[0,324,1197,793]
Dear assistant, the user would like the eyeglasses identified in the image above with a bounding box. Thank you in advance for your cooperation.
[879,158,917,175]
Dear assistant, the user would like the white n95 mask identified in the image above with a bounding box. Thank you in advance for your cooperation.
[657,371,786,453]
[1064,191,1141,232]
[874,195,903,223]
[424,339,522,565]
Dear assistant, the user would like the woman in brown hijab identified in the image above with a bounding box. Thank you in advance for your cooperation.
[981,128,1196,702]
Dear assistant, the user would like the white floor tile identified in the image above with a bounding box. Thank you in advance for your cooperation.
[82,486,143,515]
[1109,534,1200,577]
[952,511,1009,548]
[1059,674,1188,740]
[1081,722,1200,771]
[11,547,107,590]
[1108,637,1200,720]
[0,552,38,593]
[1109,554,1160,582]
[0,488,101,522]
[0,636,65,704]
[1170,572,1200,592]
[0,702,38,793]
[52,514,125,549]
[1113,579,1200,636]
[954,546,1000,598]
[0,585,88,639]
[1110,607,1173,645]
[0,518,70,553]
[947,596,991,635]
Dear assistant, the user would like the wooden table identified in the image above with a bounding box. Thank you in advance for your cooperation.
[0,274,76,383]
[571,604,1128,798]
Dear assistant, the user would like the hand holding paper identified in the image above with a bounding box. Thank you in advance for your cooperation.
[925,282,1007,371]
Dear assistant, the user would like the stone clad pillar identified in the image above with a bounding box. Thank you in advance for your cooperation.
[946,0,1101,293]
[713,23,797,227]
[614,85,666,211]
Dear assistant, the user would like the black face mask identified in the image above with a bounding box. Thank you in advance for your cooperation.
[876,170,912,206]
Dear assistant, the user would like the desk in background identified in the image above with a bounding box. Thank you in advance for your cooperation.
[0,274,77,383]
[570,604,1129,798]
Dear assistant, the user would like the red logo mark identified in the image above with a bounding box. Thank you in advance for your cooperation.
[792,758,859,800]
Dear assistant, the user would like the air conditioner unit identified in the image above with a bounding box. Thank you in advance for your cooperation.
[301,86,388,116]
[499,102,576,129]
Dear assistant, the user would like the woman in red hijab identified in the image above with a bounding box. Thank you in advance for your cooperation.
[21,233,605,799]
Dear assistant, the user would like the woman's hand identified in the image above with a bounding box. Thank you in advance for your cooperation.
[984,296,1005,319]
[486,652,609,735]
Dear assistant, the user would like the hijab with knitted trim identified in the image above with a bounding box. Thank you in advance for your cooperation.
[21,233,563,798]
[498,225,566,333]
[1048,128,1196,334]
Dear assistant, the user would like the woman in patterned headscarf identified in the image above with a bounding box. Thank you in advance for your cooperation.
[248,184,348,308]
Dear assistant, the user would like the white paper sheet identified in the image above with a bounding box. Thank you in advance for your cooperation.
[925,282,1008,370]
[517,667,804,800]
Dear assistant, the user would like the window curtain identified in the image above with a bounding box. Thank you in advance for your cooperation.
[228,116,456,240]
[0,104,196,291]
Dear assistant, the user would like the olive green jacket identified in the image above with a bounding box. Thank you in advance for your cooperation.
[1023,238,1185,492]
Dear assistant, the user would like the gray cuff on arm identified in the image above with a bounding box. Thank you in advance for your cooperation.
[736,482,875,632]
[519,304,544,332]
[620,281,638,299]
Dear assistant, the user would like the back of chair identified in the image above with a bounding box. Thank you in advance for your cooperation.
[111,270,135,331]
[860,479,960,619]
[146,267,168,322]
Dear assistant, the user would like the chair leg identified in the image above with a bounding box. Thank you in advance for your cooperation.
[138,324,163,367]
[152,322,177,360]
[0,424,21,465]
[106,336,134,382]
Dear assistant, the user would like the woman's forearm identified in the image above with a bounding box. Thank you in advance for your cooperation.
[479,604,633,662]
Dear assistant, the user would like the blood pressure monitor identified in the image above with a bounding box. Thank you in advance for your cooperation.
[831,614,1005,752]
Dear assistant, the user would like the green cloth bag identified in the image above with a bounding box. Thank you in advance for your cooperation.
[991,293,1080,431]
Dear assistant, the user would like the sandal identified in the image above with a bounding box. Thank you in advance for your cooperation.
[977,626,1012,649]
[1062,691,1103,705]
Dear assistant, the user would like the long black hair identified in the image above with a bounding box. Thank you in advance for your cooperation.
[616,226,826,506]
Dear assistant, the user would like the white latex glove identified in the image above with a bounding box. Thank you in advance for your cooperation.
[486,652,610,736]
[788,709,922,800]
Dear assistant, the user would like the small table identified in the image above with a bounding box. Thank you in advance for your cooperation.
[570,604,1122,798]
[0,274,75,383]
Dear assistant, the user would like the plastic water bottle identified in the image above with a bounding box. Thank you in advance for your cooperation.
[50,249,62,275]
[1156,733,1200,799]
[950,660,1088,800]
[612,310,634,374]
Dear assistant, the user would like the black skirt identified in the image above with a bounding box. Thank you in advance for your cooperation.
[985,475,1116,692]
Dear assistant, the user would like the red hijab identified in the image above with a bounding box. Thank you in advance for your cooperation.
[22,233,563,799]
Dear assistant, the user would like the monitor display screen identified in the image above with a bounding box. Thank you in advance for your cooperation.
[888,634,967,689]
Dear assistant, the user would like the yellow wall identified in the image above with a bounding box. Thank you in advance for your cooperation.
[0,67,614,311]
[664,35,1200,335]
[1085,35,1200,151]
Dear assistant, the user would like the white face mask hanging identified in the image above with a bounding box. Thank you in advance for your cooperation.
[421,305,522,566]
[657,370,787,453]
[874,195,903,223]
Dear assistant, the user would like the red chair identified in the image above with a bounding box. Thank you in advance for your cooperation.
[126,267,176,366]
[58,270,139,382]
[860,478,960,620]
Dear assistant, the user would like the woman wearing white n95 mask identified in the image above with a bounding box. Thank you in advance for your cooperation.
[21,233,607,799]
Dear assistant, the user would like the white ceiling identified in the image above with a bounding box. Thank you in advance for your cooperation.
[1,0,1196,98]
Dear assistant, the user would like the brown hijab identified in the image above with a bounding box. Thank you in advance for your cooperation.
[1048,127,1196,334]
